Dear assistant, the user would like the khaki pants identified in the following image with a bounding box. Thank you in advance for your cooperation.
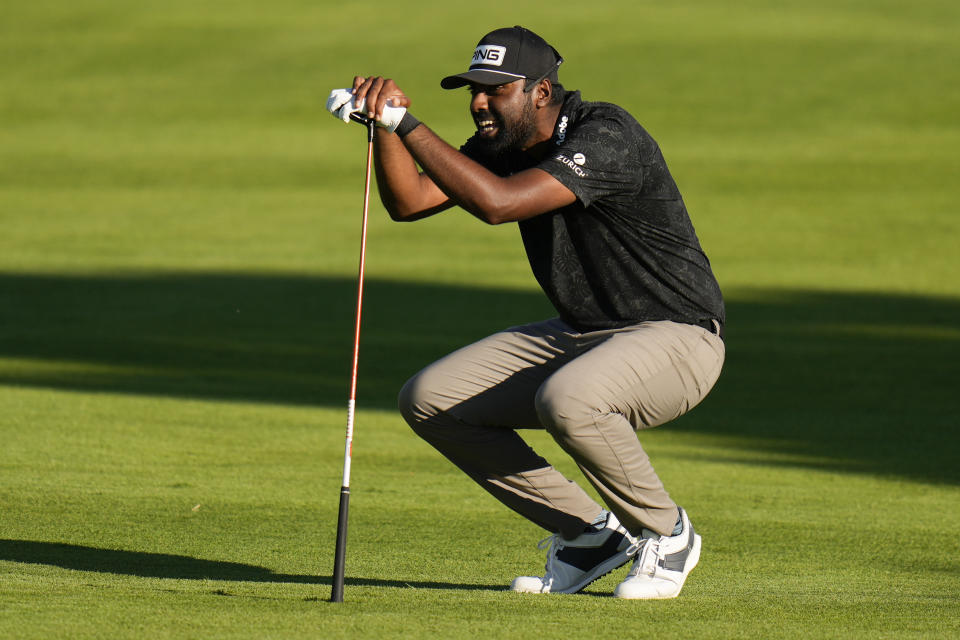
[398,318,725,538]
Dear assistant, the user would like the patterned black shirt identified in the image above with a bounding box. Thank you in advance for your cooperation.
[462,90,724,333]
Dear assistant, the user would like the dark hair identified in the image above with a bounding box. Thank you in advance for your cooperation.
[549,82,565,106]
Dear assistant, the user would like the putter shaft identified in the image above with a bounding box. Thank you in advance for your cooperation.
[331,114,375,603]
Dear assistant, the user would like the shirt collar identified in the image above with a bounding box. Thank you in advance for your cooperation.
[553,90,582,146]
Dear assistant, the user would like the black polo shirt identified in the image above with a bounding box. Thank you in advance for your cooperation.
[461,90,724,333]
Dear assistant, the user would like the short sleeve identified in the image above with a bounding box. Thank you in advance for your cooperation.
[537,113,642,208]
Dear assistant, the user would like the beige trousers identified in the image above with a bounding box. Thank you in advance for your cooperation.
[398,317,725,538]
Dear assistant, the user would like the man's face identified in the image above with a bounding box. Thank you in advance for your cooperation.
[468,80,538,155]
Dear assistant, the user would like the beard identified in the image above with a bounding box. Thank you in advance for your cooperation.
[475,96,538,157]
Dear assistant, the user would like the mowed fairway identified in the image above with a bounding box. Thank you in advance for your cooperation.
[1,1,958,638]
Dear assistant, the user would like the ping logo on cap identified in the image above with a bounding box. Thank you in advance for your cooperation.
[471,45,506,67]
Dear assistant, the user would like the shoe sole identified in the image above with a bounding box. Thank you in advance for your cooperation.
[510,549,636,595]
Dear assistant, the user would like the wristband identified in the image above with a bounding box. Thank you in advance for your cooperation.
[394,112,422,138]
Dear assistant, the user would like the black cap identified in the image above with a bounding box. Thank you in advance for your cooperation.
[440,26,563,91]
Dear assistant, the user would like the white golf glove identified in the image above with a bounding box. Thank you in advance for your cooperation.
[325,88,407,133]
[326,88,356,123]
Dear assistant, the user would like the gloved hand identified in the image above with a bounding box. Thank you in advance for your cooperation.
[326,88,357,123]
[326,88,407,133]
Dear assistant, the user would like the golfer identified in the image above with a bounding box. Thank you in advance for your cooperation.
[327,25,725,599]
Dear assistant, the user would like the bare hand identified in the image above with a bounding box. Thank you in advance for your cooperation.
[352,76,411,121]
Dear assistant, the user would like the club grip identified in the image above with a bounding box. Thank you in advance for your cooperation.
[330,487,351,602]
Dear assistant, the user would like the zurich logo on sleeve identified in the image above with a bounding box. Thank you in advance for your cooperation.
[555,152,587,177]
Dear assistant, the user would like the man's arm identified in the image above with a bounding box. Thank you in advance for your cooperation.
[354,76,576,225]
[399,124,575,225]
[373,129,454,222]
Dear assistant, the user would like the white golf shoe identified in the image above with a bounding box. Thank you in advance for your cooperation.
[613,507,701,599]
[511,512,639,594]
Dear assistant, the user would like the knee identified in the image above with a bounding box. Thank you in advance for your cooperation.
[534,375,598,441]
[397,365,458,444]
[397,371,430,432]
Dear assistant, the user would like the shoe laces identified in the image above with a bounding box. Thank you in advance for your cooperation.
[537,534,563,588]
[627,537,662,578]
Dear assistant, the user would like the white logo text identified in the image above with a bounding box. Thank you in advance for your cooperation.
[471,45,506,67]
[556,154,587,177]
[556,115,569,144]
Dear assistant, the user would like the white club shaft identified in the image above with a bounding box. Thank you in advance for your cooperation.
[340,399,355,487]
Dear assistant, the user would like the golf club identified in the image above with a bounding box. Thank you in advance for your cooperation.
[331,111,375,603]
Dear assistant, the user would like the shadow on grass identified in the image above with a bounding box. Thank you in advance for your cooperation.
[0,272,550,410]
[0,539,504,592]
[1,271,957,485]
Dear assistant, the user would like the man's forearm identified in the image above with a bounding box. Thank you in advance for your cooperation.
[399,123,574,225]
[374,130,418,218]
[400,125,511,224]
[373,128,451,221]
[373,123,509,224]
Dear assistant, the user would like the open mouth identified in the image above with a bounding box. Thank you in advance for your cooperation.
[475,114,499,137]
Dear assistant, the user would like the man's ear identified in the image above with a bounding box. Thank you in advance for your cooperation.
[535,79,553,108]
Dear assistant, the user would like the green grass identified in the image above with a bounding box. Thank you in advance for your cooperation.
[2,0,959,638]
